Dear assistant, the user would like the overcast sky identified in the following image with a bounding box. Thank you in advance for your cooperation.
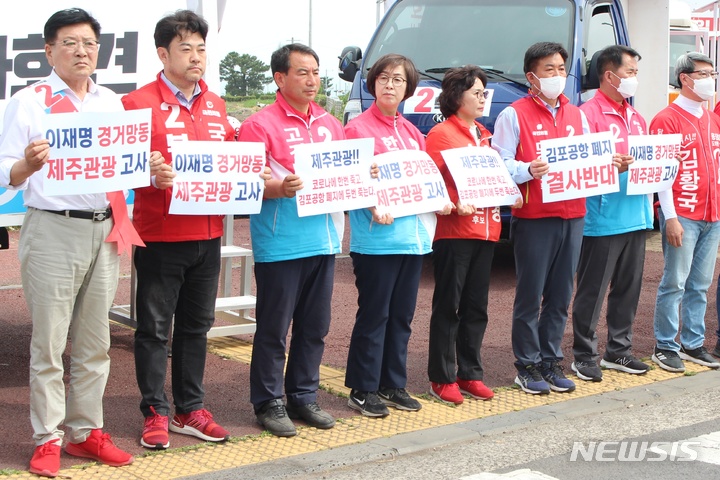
[215,0,378,94]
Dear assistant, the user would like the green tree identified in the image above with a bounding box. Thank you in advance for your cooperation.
[220,52,272,96]
[320,76,334,96]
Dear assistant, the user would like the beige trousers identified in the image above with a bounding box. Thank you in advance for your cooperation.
[19,208,119,445]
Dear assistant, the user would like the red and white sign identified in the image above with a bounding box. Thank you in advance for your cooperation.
[292,138,376,217]
[626,134,681,195]
[43,109,152,195]
[371,149,450,218]
[540,132,618,202]
[440,145,520,208]
[168,140,266,215]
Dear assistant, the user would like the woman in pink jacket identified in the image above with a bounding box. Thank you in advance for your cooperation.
[344,54,434,418]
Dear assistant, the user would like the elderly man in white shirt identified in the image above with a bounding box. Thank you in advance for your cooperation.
[0,8,154,478]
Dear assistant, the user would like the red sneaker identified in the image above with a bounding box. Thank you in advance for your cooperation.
[65,430,134,467]
[457,378,495,400]
[430,382,464,405]
[169,409,230,442]
[29,438,61,478]
[141,406,170,450]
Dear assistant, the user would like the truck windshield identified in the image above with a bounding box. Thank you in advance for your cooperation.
[364,0,575,82]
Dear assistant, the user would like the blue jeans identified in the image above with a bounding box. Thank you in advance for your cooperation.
[654,213,720,351]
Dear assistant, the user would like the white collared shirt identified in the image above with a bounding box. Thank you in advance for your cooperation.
[0,69,123,210]
[492,96,591,184]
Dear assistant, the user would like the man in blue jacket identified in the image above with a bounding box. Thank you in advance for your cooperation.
[571,45,652,382]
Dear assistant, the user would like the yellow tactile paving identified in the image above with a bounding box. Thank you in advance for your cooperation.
[8,337,712,479]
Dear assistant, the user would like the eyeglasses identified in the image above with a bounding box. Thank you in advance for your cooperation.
[51,39,100,51]
[690,70,718,79]
[377,74,406,87]
[470,90,490,99]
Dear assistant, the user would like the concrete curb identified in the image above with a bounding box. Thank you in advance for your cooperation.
[181,370,720,479]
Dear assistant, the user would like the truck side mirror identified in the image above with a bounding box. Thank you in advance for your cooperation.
[582,50,602,91]
[338,46,362,82]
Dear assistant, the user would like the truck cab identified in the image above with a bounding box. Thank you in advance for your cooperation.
[338,0,631,236]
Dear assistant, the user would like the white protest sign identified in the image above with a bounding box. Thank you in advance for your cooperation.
[372,149,450,218]
[0,0,218,223]
[440,145,520,208]
[292,138,376,217]
[540,131,618,202]
[626,134,681,195]
[42,109,151,195]
[168,140,265,215]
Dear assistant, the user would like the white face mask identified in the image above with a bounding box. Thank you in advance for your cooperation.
[691,76,716,101]
[611,73,638,99]
[532,73,566,100]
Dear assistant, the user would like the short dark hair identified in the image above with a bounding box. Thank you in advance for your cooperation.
[366,53,419,102]
[154,10,208,50]
[44,8,100,43]
[438,65,488,118]
[523,41,568,74]
[596,45,641,83]
[271,43,320,75]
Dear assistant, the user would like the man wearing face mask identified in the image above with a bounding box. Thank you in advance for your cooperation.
[570,45,652,383]
[650,52,720,373]
[493,42,590,395]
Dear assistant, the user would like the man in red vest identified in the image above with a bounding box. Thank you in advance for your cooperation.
[493,41,589,395]
[122,10,235,451]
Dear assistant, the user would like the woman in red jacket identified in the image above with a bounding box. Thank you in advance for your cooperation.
[426,66,520,404]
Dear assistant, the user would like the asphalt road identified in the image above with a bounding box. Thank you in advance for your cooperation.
[1,218,719,474]
[189,372,720,480]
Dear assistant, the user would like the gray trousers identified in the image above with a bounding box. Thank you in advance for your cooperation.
[511,217,584,370]
[572,230,646,362]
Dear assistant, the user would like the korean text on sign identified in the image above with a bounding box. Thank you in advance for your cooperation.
[372,149,450,218]
[168,140,266,215]
[626,134,681,195]
[42,109,151,196]
[540,131,619,203]
[293,138,376,217]
[440,145,520,209]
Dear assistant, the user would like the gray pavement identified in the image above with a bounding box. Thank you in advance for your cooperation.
[182,370,720,479]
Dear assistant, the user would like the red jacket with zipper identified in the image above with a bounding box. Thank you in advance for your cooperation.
[426,114,501,242]
[122,73,234,242]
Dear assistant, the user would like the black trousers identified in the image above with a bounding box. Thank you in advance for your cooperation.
[345,253,423,391]
[511,217,584,370]
[572,230,646,362]
[428,239,495,384]
[134,238,221,417]
[250,255,334,411]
